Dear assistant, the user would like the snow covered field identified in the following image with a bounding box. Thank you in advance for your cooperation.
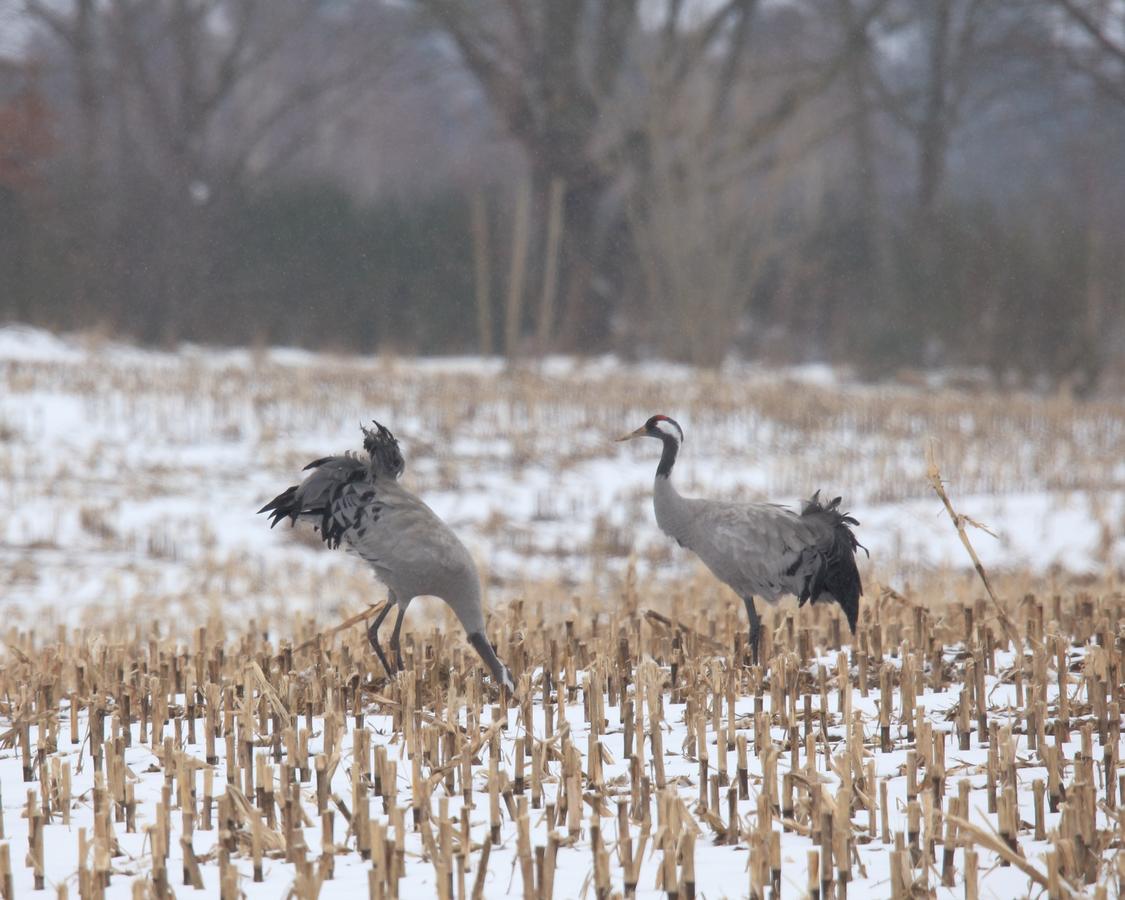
[0,326,1122,899]
[3,622,1121,899]
[0,325,1122,632]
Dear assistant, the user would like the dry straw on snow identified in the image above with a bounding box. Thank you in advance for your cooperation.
[0,567,1121,899]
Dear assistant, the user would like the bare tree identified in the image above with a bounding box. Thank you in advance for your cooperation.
[19,0,400,338]
[1039,0,1125,393]
[1051,0,1125,102]
[0,57,52,323]
[867,0,983,216]
[417,0,886,356]
[22,0,106,317]
[627,109,798,366]
[869,0,1040,217]
[416,0,641,350]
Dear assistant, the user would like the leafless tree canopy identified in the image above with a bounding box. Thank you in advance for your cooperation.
[0,0,1123,390]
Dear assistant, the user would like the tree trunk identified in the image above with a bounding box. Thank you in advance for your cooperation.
[917,0,952,218]
[838,0,892,358]
[556,175,612,351]
[535,176,566,351]
[504,177,532,359]
[470,189,494,355]
[72,0,104,323]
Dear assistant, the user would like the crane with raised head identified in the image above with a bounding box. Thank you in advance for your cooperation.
[259,420,514,692]
[617,414,865,665]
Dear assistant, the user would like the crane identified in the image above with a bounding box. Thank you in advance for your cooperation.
[259,421,514,692]
[617,415,865,665]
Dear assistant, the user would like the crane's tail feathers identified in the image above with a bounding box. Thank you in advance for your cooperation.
[800,491,866,634]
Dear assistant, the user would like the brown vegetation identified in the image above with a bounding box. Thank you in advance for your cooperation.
[0,568,1121,897]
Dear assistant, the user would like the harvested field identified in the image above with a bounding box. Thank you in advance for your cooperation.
[0,574,1122,898]
[0,328,1122,898]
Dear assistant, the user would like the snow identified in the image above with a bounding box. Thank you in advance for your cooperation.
[0,328,1122,897]
[0,328,1122,629]
[0,644,1114,898]
[0,325,83,362]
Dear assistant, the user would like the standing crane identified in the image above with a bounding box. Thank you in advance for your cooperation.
[259,421,514,692]
[617,415,865,665]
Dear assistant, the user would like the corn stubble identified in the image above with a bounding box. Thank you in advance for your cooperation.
[0,573,1121,899]
[2,350,1124,896]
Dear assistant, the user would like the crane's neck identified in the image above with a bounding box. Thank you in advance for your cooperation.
[656,434,679,479]
[653,437,692,544]
[446,578,485,636]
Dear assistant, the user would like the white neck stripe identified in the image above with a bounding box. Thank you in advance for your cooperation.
[654,419,683,442]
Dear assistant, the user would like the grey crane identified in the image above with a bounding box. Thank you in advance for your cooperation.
[259,421,514,691]
[617,415,865,665]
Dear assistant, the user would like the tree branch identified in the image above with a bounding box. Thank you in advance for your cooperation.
[23,0,75,43]
[1053,0,1125,68]
[708,0,757,128]
[419,0,538,142]
[668,0,741,88]
[591,0,638,98]
[729,0,891,155]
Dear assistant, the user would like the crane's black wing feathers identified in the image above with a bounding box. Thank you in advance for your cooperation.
[259,421,405,541]
[258,454,373,545]
[258,485,301,528]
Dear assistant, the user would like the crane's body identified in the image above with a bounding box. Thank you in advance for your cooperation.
[259,422,513,691]
[620,415,864,663]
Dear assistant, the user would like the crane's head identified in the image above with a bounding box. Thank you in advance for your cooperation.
[361,420,405,480]
[616,414,683,445]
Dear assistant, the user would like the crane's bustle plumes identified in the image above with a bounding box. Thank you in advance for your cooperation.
[792,491,866,634]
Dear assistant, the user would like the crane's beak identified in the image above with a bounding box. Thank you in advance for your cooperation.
[615,426,647,442]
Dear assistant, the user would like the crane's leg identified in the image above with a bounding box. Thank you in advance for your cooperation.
[468,632,515,694]
[742,596,763,667]
[389,597,413,672]
[367,596,396,677]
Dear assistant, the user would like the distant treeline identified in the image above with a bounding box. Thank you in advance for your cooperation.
[1,1,1123,393]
